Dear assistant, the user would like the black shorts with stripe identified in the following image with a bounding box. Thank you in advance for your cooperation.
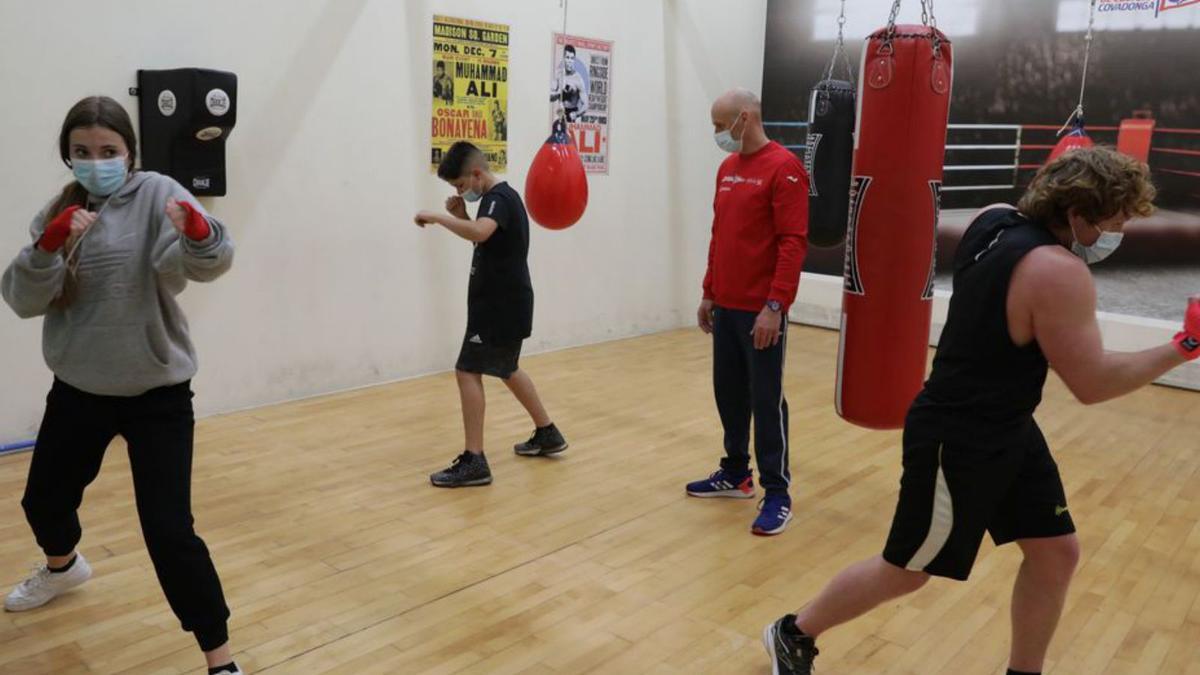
[882,417,1076,581]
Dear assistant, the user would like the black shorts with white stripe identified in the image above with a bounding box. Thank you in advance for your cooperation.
[881,418,1076,581]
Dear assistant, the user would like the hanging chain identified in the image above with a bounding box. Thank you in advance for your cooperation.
[1058,0,1097,135]
[838,3,855,86]
[557,0,570,125]
[822,0,854,85]
[886,0,903,32]
[924,0,943,57]
[1077,0,1097,114]
[879,0,904,55]
[883,1,942,58]
[883,0,903,50]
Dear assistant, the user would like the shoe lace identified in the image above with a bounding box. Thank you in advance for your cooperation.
[19,564,53,593]
[797,642,819,670]
[448,452,473,472]
[782,633,819,672]
[757,496,790,520]
[708,469,738,482]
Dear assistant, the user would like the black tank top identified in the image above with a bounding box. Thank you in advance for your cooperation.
[909,208,1062,439]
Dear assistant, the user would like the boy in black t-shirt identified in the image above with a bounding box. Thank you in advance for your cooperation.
[415,141,568,487]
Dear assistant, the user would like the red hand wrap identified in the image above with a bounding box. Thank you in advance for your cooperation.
[1173,300,1200,361]
[38,205,81,252]
[177,201,211,241]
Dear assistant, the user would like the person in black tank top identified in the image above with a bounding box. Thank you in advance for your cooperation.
[890,208,1073,582]
[910,208,1060,439]
[763,148,1199,675]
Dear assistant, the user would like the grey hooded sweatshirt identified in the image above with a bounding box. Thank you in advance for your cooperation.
[2,171,234,396]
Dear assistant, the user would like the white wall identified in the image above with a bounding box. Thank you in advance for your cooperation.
[0,0,768,443]
[664,0,769,333]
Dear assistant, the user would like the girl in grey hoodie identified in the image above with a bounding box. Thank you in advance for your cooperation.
[1,96,241,675]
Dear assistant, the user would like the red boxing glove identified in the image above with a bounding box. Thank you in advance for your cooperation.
[37,205,81,253]
[177,200,211,241]
[1173,298,1200,361]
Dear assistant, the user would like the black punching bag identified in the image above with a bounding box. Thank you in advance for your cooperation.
[137,68,238,197]
[804,80,855,248]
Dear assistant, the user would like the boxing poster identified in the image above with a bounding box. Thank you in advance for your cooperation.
[549,33,613,174]
[431,15,509,173]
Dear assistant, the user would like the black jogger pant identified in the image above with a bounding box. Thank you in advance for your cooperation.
[21,378,231,651]
[712,306,791,495]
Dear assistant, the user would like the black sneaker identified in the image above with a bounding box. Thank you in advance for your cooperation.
[762,614,818,675]
[430,451,493,487]
[513,424,568,456]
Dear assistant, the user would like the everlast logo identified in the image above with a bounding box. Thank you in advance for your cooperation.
[923,180,942,301]
[193,177,212,190]
[804,133,822,197]
[208,93,229,113]
[843,175,871,296]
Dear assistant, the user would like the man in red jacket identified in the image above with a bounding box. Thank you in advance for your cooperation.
[687,88,809,536]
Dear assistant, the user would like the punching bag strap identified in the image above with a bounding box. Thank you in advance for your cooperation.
[871,0,905,89]
[822,0,855,89]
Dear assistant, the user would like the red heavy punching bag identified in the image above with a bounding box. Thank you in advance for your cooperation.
[836,23,953,429]
[525,119,588,230]
[1047,116,1093,162]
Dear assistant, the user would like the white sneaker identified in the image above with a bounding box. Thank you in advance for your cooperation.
[4,553,93,612]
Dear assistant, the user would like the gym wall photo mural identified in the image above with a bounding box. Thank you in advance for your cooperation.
[763,0,1200,322]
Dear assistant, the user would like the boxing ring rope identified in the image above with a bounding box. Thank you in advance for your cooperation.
[764,120,1200,193]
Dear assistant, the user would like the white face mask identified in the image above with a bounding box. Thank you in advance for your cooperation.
[461,175,483,202]
[714,113,745,154]
[1071,224,1123,265]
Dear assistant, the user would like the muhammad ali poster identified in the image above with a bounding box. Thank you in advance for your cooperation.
[550,33,613,174]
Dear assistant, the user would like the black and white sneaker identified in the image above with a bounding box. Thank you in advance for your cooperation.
[513,424,568,456]
[430,451,493,487]
[763,614,818,675]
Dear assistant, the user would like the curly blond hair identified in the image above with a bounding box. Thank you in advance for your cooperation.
[1017,146,1156,226]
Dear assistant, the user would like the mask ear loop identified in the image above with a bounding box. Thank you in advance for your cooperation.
[730,111,747,142]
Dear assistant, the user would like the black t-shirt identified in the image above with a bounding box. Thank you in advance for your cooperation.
[909,208,1062,441]
[467,182,534,343]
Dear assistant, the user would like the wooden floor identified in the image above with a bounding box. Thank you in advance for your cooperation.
[1,326,1199,674]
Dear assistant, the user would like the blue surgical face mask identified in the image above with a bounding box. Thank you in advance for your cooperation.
[1071,224,1124,265]
[72,157,128,197]
[714,113,745,154]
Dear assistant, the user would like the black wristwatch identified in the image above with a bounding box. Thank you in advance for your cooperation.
[766,300,782,313]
